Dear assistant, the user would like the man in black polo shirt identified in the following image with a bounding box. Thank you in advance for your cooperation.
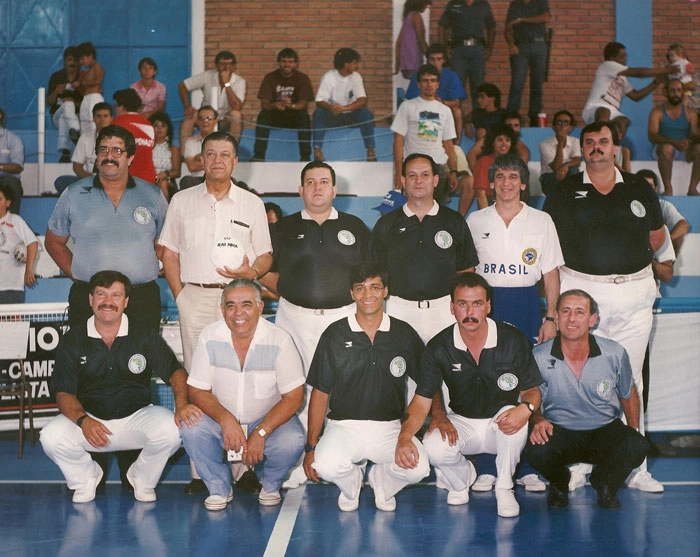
[40,270,202,504]
[370,153,478,345]
[395,272,542,518]
[304,262,428,512]
[262,160,370,488]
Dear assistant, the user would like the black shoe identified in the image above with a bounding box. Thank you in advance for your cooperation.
[69,128,80,144]
[184,478,207,494]
[59,149,71,163]
[595,484,621,509]
[547,485,568,508]
[236,469,262,494]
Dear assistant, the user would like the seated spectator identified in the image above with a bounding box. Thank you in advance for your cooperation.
[179,105,218,190]
[112,88,156,183]
[149,111,181,200]
[637,169,690,255]
[178,50,245,145]
[264,202,283,224]
[47,46,83,162]
[54,102,113,194]
[0,183,37,303]
[313,48,376,162]
[463,82,503,141]
[253,48,314,162]
[131,57,166,119]
[611,119,631,173]
[539,109,581,195]
[405,43,466,143]
[648,78,700,196]
[0,106,24,214]
[467,109,530,173]
[76,42,104,136]
[472,124,519,209]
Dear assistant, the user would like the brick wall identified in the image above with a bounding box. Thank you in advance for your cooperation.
[203,1,700,130]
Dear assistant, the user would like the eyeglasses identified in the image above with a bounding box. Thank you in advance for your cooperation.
[97,146,127,157]
[198,116,216,121]
[554,119,572,127]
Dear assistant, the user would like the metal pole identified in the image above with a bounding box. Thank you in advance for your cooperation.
[37,88,46,193]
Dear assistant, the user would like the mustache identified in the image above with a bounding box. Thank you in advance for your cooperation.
[589,148,604,156]
[97,304,118,311]
[462,317,479,324]
[101,159,119,166]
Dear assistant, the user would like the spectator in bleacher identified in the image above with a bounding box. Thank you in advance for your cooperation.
[47,46,83,163]
[648,78,700,196]
[258,160,370,489]
[149,111,181,200]
[265,202,283,224]
[582,42,674,138]
[0,106,24,214]
[179,105,218,190]
[0,183,37,303]
[45,124,167,332]
[504,0,550,127]
[131,57,166,119]
[313,48,376,162]
[76,42,104,136]
[472,123,519,209]
[467,109,529,173]
[54,102,113,194]
[159,132,272,497]
[112,89,156,184]
[637,169,690,255]
[392,64,459,204]
[538,109,581,195]
[405,43,466,143]
[437,0,496,113]
[463,82,503,140]
[394,0,430,80]
[252,48,314,162]
[178,50,245,146]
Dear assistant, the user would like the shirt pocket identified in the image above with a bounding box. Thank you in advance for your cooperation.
[254,371,278,399]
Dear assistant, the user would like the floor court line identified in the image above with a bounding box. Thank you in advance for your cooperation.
[263,484,306,557]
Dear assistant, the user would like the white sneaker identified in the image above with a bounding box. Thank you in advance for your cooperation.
[495,488,520,517]
[447,460,476,505]
[72,464,104,503]
[472,473,496,492]
[126,466,156,502]
[516,474,547,492]
[367,466,396,511]
[337,489,360,512]
[258,489,282,506]
[568,471,587,492]
[627,470,664,493]
[282,465,308,490]
[204,488,234,511]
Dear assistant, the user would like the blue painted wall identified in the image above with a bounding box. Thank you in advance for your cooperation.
[0,0,190,135]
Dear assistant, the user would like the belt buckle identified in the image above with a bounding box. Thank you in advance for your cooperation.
[464,39,476,46]
[612,276,626,284]
[418,300,430,309]
[314,309,325,316]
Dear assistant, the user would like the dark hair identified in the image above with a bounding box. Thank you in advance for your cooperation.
[89,270,132,297]
[96,125,136,157]
[334,48,360,70]
[450,272,493,303]
[264,202,283,221]
[92,102,113,116]
[0,182,15,203]
[349,261,390,290]
[426,43,448,59]
[215,50,236,65]
[76,42,96,59]
[481,124,518,157]
[198,104,219,119]
[603,42,625,61]
[403,0,432,18]
[63,46,79,61]
[301,160,336,186]
[138,57,158,71]
[552,109,576,127]
[277,48,298,62]
[636,168,659,189]
[488,153,530,185]
[201,131,238,156]
[556,289,599,317]
[417,63,439,81]
[501,110,522,125]
[580,121,620,146]
[113,88,142,112]
[476,82,501,108]
[149,111,174,146]
[402,152,438,176]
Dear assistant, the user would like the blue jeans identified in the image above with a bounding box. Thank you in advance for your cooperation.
[312,107,375,149]
[180,413,304,496]
[507,41,547,121]
[450,44,485,112]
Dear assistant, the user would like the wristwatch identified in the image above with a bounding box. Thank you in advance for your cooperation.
[224,82,232,88]
[521,402,536,414]
[255,425,267,438]
[304,443,316,453]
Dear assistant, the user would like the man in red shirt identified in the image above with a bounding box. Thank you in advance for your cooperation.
[112,88,156,183]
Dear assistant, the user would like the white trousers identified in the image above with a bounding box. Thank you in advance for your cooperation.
[422,406,527,491]
[176,284,226,370]
[79,92,104,135]
[52,101,80,152]
[40,405,181,490]
[313,419,430,500]
[385,295,454,345]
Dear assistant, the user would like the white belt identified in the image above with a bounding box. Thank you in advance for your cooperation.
[560,265,652,285]
[389,294,451,309]
[280,298,353,316]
